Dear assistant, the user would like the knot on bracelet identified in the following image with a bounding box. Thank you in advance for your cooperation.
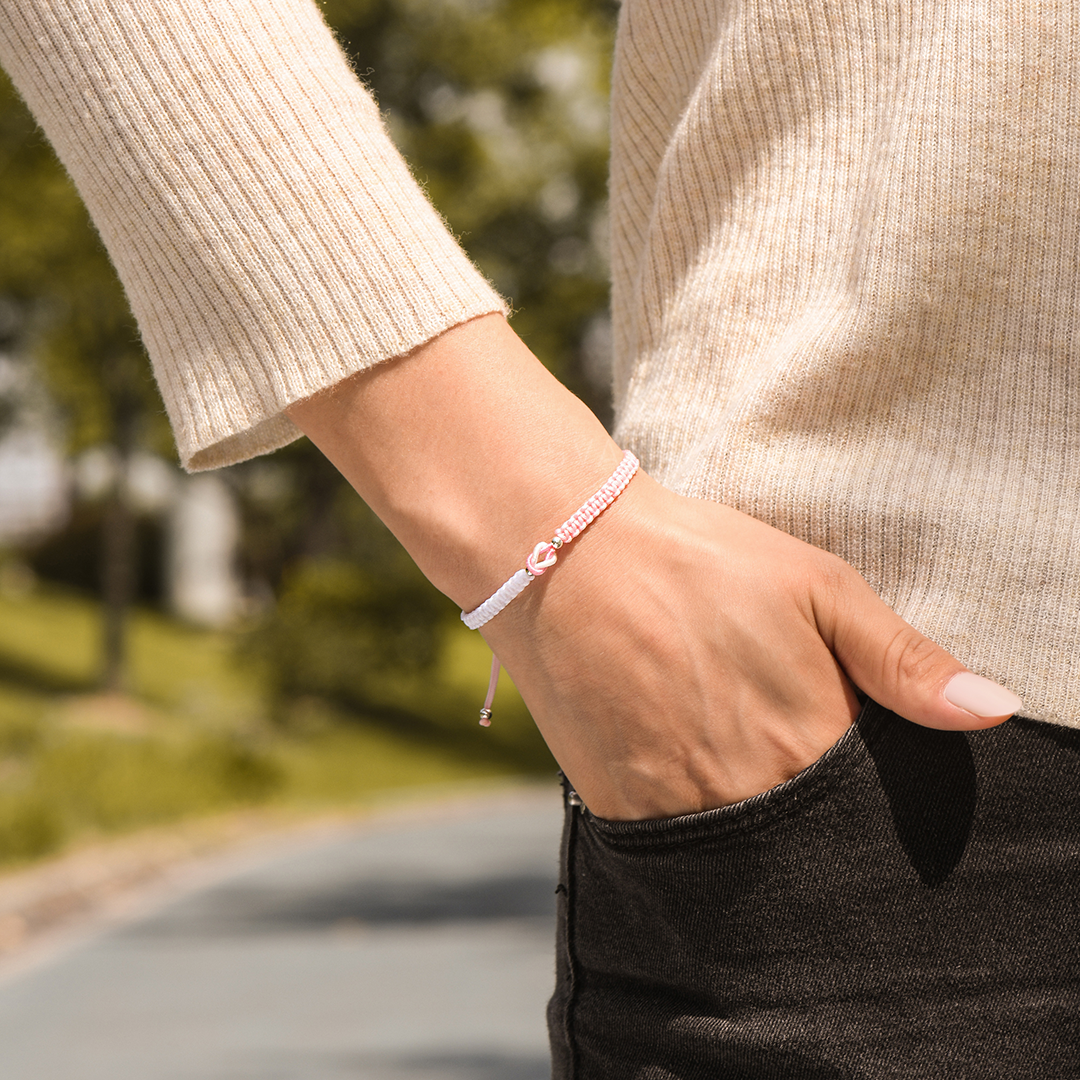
[526,541,559,576]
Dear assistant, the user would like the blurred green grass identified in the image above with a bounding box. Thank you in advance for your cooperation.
[0,584,553,868]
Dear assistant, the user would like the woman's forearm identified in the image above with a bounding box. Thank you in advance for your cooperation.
[286,313,622,610]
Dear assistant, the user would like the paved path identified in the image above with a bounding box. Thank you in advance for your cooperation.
[0,786,563,1080]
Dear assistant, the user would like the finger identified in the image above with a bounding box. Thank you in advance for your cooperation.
[820,573,1022,731]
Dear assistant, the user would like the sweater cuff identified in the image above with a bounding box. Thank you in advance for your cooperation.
[0,0,507,471]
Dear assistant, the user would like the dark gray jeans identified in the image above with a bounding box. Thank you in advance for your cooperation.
[549,702,1080,1078]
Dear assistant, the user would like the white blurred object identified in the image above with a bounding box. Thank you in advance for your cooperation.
[167,474,241,627]
[125,452,179,513]
[0,427,69,543]
[73,445,119,501]
[73,447,180,512]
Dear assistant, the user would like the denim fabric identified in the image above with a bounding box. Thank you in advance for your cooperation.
[548,702,1080,1078]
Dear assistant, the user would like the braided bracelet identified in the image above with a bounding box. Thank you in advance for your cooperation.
[461,449,639,725]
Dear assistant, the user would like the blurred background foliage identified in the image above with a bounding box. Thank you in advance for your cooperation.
[0,0,619,866]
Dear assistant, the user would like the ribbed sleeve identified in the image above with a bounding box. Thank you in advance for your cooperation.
[0,0,506,470]
[609,0,1080,727]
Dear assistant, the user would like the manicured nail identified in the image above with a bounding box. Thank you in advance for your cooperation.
[943,672,1023,717]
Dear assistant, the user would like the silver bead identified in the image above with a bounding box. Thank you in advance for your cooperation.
[551,537,564,549]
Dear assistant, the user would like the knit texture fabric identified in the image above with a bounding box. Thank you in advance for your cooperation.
[0,0,506,470]
[609,0,1080,726]
[3,0,1080,725]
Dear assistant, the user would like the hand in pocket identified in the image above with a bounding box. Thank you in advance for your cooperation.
[482,473,1023,820]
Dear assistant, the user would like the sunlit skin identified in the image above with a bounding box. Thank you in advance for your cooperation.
[287,313,1017,821]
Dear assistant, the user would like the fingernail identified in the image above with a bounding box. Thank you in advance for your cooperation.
[943,672,1023,718]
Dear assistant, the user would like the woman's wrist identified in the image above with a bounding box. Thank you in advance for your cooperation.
[285,313,622,608]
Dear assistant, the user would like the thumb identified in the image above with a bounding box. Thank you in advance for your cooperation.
[822,574,1022,731]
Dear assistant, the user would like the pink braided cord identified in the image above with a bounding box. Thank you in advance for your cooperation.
[555,452,638,544]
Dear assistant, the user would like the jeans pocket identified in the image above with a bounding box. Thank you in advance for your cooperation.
[549,702,899,1079]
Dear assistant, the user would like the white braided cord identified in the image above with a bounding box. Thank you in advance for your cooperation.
[461,569,533,630]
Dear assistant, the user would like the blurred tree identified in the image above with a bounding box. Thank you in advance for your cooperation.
[238,0,619,732]
[250,556,447,713]
[0,0,619,737]
[320,0,618,417]
[0,69,171,692]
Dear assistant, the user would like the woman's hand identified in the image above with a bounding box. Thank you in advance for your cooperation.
[481,472,1021,819]
[288,314,1021,821]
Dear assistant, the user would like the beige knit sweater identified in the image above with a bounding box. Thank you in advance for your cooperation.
[3,0,1079,725]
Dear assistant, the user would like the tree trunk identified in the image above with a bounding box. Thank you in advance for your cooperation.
[100,453,135,692]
